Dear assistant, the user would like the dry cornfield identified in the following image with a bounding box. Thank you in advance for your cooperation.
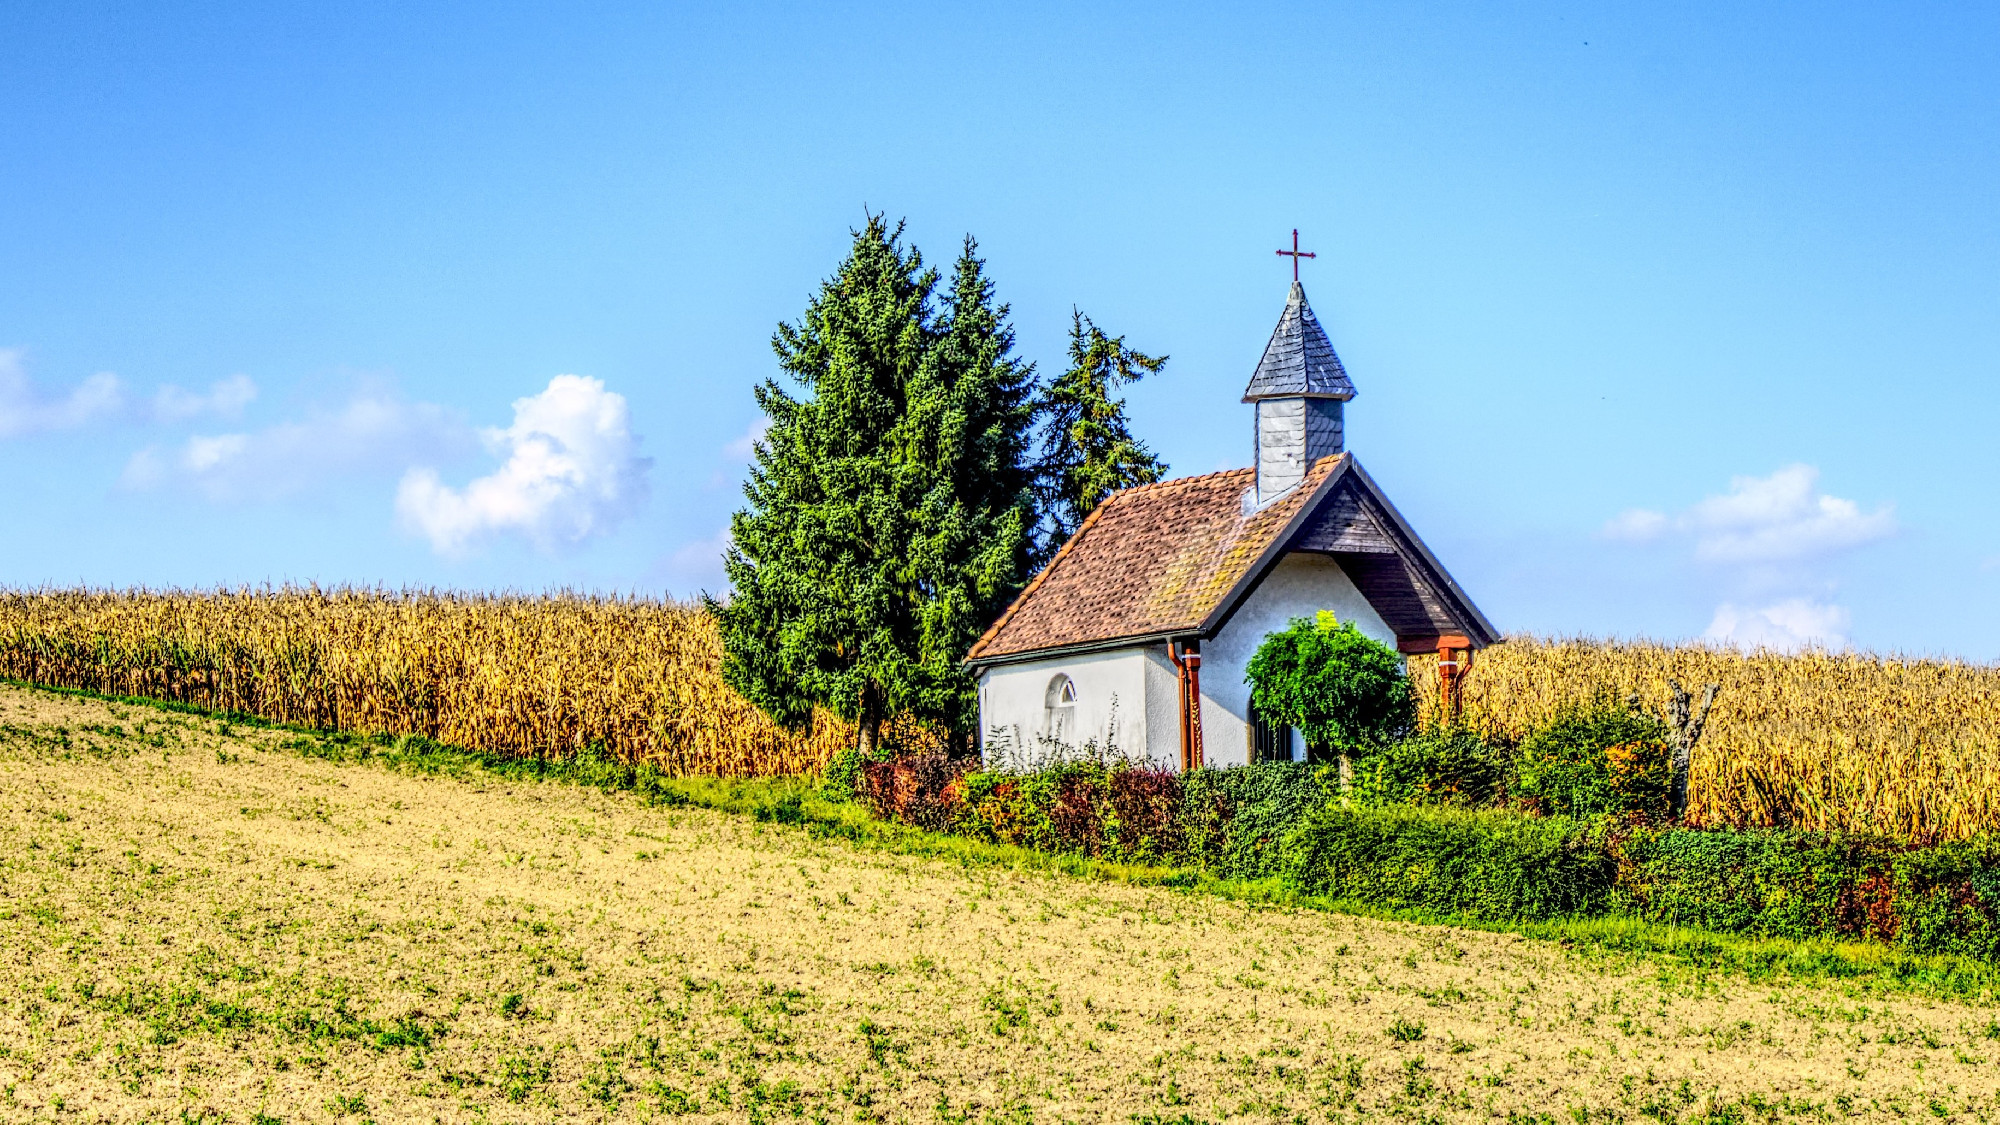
[0,587,849,777]
[1412,636,2000,842]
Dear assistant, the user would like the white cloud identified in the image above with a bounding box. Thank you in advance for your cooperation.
[0,349,125,437]
[1704,598,1850,652]
[1602,507,1669,542]
[121,387,464,501]
[1602,464,1894,563]
[1608,465,1893,648]
[396,375,651,556]
[724,416,772,461]
[152,374,257,422]
[1684,464,1895,564]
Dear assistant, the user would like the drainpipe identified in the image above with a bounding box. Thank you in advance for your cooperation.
[1169,639,1205,771]
[1435,634,1472,722]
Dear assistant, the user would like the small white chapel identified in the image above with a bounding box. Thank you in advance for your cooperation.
[965,268,1497,770]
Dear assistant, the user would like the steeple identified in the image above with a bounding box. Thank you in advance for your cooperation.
[1244,281,1354,505]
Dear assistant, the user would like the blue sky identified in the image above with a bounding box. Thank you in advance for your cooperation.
[2,2,1995,657]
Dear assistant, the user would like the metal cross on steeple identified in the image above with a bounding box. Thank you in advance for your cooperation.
[1274,229,1315,282]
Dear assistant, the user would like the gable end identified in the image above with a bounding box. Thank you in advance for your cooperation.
[1291,482,1397,554]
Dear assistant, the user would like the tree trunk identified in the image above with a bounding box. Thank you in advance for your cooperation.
[1663,678,1720,820]
[855,680,884,759]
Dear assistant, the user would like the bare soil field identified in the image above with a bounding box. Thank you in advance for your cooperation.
[3,684,1999,1124]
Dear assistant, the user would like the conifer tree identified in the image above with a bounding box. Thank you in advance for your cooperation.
[712,217,933,754]
[1032,311,1169,556]
[888,237,1040,734]
[713,221,1039,751]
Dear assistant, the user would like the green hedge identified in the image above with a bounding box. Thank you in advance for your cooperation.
[1614,828,1894,941]
[1179,762,1331,878]
[1282,804,1615,920]
[855,753,2000,959]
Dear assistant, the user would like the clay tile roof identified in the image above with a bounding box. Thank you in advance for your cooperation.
[967,455,1349,664]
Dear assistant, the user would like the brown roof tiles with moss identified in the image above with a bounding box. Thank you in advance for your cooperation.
[967,456,1350,664]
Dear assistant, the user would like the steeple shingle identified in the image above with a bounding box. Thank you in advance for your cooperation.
[1242,281,1355,402]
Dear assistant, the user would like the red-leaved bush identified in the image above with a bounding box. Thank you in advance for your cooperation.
[1107,767,1183,861]
[1047,770,1107,854]
[859,751,968,831]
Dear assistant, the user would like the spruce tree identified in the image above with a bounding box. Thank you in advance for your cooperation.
[889,237,1041,736]
[1033,311,1169,556]
[712,217,933,754]
[713,222,1040,752]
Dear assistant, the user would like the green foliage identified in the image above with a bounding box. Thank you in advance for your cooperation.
[1512,698,1672,817]
[1282,803,1616,921]
[938,761,1183,864]
[1350,728,1505,809]
[1892,838,2000,961]
[819,741,885,802]
[1244,613,1414,758]
[1032,311,1168,555]
[1615,828,1896,941]
[712,218,1039,740]
[1613,828,2000,960]
[887,237,1042,730]
[1179,762,1333,879]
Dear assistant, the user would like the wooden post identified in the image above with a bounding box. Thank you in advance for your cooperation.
[1434,635,1473,722]
[1170,640,1205,771]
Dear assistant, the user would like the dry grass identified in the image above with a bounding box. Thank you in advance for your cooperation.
[1412,637,2000,841]
[0,587,847,777]
[7,684,2000,1122]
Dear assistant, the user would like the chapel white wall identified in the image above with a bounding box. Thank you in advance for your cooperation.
[976,648,1168,770]
[1196,551,1396,768]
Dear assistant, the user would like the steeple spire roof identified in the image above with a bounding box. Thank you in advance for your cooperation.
[1242,282,1355,402]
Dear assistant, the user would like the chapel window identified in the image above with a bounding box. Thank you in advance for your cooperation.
[1044,674,1077,743]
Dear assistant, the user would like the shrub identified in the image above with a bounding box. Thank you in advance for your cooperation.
[1282,804,1615,921]
[1890,838,2000,960]
[1614,827,1899,942]
[1104,767,1183,863]
[1245,613,1413,759]
[852,744,2000,960]
[820,742,879,801]
[858,751,969,831]
[1351,728,1505,809]
[1046,763,1109,854]
[1513,699,1671,818]
[1181,762,1333,879]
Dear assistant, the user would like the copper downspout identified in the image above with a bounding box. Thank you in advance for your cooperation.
[1435,634,1473,721]
[1169,640,1205,771]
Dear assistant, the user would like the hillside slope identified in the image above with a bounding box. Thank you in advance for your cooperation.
[1,683,1996,1123]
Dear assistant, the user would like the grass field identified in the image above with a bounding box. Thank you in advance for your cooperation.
[8,685,2000,1123]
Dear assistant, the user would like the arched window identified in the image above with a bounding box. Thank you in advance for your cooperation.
[1046,675,1078,707]
[1044,673,1078,744]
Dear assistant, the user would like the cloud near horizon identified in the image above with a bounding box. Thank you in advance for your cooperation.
[3,350,266,438]
[396,375,651,556]
[121,386,463,501]
[1605,464,1894,651]
[0,349,124,437]
[152,374,257,423]
[1703,598,1852,651]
